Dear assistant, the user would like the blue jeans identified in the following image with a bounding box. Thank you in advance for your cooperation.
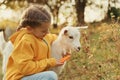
[21,71,58,80]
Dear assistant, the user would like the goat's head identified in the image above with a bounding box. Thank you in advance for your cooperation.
[59,26,88,52]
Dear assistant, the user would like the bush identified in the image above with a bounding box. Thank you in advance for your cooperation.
[108,7,120,19]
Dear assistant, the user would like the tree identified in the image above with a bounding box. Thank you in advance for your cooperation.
[107,0,120,20]
[43,0,67,28]
[86,0,120,22]
[1,0,120,25]
[75,0,87,26]
[0,0,68,28]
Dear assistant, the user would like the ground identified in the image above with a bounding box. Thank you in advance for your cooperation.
[0,22,120,80]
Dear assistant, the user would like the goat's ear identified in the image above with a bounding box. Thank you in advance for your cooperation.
[76,26,88,30]
[64,30,68,35]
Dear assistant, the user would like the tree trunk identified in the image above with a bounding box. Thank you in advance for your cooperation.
[45,0,60,29]
[75,0,87,26]
[52,6,59,29]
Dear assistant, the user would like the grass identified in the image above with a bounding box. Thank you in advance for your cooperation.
[0,54,3,80]
[0,22,120,80]
[59,22,120,80]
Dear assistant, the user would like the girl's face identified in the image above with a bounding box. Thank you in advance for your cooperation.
[29,22,50,39]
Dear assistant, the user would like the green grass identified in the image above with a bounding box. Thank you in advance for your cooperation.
[0,55,3,80]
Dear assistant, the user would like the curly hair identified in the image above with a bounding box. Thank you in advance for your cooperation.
[17,5,51,31]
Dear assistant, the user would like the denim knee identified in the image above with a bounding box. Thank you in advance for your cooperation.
[21,71,58,80]
[41,71,58,80]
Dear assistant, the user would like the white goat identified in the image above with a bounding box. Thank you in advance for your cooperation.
[0,31,13,74]
[51,26,88,74]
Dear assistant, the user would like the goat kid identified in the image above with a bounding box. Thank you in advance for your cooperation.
[51,26,88,74]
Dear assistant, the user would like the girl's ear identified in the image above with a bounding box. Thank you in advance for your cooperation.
[26,26,32,30]
[26,26,35,33]
[76,26,88,30]
[64,30,68,35]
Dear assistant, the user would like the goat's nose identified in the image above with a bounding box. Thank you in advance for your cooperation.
[78,47,80,51]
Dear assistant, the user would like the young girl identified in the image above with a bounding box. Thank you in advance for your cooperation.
[5,5,63,80]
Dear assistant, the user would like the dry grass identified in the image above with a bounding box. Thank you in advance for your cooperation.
[59,22,120,80]
[0,22,120,80]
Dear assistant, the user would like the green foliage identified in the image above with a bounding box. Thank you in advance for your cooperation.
[108,7,120,19]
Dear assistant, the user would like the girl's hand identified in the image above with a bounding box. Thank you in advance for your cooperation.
[60,55,71,63]
[62,52,71,57]
[55,60,64,67]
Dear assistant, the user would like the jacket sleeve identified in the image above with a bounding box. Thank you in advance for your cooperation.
[11,40,56,75]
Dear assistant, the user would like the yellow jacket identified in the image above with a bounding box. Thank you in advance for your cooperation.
[5,28,57,80]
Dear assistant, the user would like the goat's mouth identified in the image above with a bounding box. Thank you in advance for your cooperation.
[73,48,81,52]
[76,49,80,52]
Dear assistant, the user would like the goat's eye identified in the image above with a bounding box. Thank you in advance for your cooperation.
[69,36,73,39]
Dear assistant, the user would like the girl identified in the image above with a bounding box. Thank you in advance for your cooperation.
[5,5,63,80]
